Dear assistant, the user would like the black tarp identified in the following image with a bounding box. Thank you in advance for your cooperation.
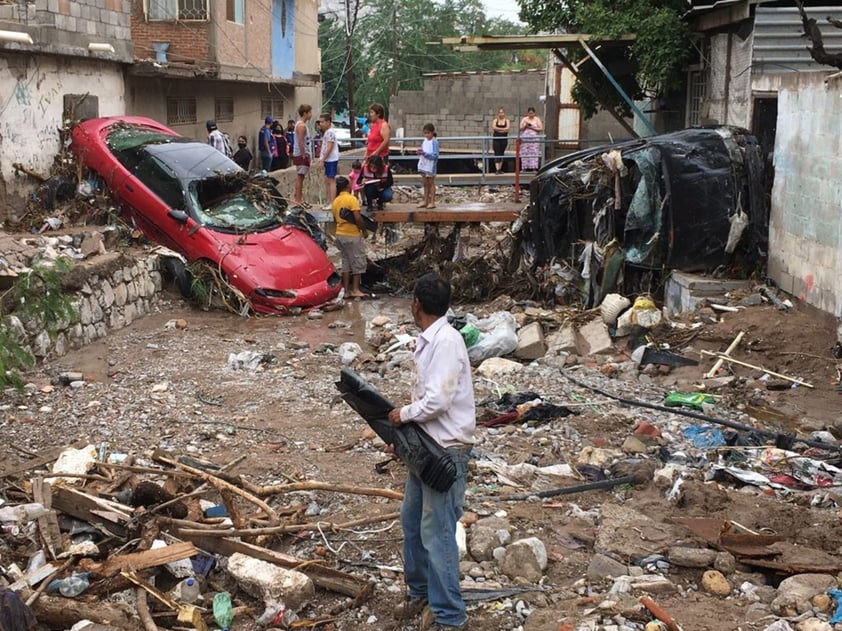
[335,368,457,492]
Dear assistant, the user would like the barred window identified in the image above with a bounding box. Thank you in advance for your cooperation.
[166,97,197,125]
[260,98,285,121]
[147,0,208,21]
[215,98,234,123]
[686,70,707,128]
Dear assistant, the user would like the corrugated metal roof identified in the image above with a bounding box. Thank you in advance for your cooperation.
[753,5,842,73]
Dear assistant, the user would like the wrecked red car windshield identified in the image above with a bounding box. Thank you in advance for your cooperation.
[107,123,282,233]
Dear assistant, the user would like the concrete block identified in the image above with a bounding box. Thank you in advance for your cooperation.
[546,325,577,354]
[665,271,751,314]
[227,552,315,611]
[514,322,547,360]
[576,319,613,356]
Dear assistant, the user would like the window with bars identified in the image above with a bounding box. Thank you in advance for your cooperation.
[166,97,197,125]
[686,69,707,127]
[147,0,208,21]
[260,98,285,121]
[215,98,234,123]
[226,0,244,23]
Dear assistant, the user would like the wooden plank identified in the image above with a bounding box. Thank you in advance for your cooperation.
[0,441,86,478]
[32,478,63,559]
[373,208,520,223]
[51,486,133,538]
[177,534,366,598]
[82,541,198,578]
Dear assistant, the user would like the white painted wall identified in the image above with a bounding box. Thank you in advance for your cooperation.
[768,71,842,315]
[0,55,124,201]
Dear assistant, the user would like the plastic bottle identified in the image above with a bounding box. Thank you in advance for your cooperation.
[0,503,49,524]
[174,577,201,603]
[47,573,91,597]
[213,592,234,630]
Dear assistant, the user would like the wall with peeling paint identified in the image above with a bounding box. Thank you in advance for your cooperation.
[0,54,124,207]
[768,72,842,315]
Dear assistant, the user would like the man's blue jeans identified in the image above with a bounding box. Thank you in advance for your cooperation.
[260,152,273,172]
[401,449,469,627]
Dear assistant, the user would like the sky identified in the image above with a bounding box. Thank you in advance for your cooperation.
[483,0,523,24]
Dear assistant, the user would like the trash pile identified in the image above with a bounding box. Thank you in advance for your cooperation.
[4,248,842,630]
[331,289,842,630]
[0,444,380,630]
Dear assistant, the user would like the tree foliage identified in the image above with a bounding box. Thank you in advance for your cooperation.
[0,257,77,388]
[515,0,692,118]
[319,0,539,117]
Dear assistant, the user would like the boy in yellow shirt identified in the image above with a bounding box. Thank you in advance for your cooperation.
[331,176,368,298]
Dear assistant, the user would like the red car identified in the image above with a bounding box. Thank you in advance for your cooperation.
[71,116,342,314]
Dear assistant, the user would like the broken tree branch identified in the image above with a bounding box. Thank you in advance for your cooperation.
[136,579,160,631]
[168,511,402,538]
[240,478,404,501]
[176,535,369,598]
[155,454,279,524]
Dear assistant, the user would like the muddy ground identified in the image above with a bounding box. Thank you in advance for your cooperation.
[2,276,842,630]
[3,182,842,630]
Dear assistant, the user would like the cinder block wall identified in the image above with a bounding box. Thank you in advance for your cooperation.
[768,72,842,315]
[390,71,547,149]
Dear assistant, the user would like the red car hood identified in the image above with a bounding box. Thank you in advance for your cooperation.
[213,225,335,293]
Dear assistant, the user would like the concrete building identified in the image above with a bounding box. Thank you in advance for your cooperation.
[126,0,322,148]
[0,0,323,208]
[686,1,842,315]
[0,0,131,209]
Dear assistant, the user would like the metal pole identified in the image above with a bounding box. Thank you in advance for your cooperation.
[578,38,657,137]
[345,0,356,137]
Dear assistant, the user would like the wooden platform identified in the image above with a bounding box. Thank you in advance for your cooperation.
[310,201,524,224]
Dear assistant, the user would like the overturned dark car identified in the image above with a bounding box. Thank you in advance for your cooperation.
[523,127,768,305]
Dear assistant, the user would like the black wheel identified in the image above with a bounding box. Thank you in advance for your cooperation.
[160,256,193,298]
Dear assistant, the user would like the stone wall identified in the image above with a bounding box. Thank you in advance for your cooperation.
[6,248,162,362]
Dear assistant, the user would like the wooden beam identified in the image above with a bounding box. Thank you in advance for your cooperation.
[373,209,519,223]
[32,478,63,560]
[80,541,198,578]
[50,486,133,538]
[439,33,636,51]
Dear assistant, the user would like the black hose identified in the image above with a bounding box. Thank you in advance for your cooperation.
[473,475,638,502]
[561,370,842,454]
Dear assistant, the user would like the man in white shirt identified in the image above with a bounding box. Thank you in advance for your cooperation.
[206,120,231,158]
[315,114,340,210]
[388,273,474,631]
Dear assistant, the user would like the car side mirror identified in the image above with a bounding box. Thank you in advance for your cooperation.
[168,209,189,224]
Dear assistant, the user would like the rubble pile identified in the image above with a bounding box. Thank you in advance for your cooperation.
[3,280,842,630]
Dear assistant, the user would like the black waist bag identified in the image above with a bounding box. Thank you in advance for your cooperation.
[336,367,457,492]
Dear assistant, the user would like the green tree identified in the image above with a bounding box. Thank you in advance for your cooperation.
[0,257,77,388]
[319,0,534,118]
[515,0,692,118]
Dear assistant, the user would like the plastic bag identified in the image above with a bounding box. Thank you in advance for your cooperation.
[465,311,518,364]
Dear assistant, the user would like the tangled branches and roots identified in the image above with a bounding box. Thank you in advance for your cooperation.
[188,260,251,316]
